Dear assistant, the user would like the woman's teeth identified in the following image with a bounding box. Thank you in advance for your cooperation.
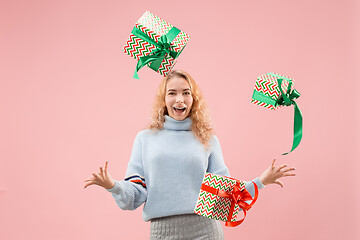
[174,107,186,113]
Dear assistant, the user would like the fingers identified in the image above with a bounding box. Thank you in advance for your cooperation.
[275,180,284,188]
[100,167,104,177]
[84,178,96,188]
[84,176,95,181]
[84,182,92,188]
[271,159,276,168]
[84,162,110,189]
[283,167,296,173]
[278,166,296,178]
[84,180,99,189]
[84,173,103,188]
[93,173,101,180]
[101,161,110,177]
[282,172,296,177]
[275,162,295,174]
[278,164,288,171]
[280,167,296,176]
[84,176,96,189]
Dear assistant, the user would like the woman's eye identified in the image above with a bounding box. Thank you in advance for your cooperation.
[184,92,190,95]
[168,92,175,95]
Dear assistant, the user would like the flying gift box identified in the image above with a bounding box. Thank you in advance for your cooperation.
[123,11,190,79]
[251,72,303,154]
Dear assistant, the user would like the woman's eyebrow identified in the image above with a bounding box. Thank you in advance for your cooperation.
[167,88,191,92]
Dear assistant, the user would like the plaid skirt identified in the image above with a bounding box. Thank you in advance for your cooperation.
[150,214,224,240]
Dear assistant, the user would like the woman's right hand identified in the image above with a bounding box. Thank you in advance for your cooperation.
[84,161,116,190]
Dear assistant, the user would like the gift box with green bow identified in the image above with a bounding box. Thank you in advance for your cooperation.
[123,11,190,79]
[251,72,303,154]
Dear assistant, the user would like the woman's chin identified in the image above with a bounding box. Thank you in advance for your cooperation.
[173,116,186,121]
[170,111,188,121]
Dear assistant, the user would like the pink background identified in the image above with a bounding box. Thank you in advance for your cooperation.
[1,0,359,239]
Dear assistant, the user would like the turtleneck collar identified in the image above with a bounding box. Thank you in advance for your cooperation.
[163,115,192,131]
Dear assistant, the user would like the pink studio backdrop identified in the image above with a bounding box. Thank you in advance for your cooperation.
[0,0,359,239]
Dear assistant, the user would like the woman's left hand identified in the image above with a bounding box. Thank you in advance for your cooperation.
[260,159,296,187]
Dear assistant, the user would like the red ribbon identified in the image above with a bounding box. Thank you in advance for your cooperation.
[200,180,258,227]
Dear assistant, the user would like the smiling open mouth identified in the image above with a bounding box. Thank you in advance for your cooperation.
[173,107,186,113]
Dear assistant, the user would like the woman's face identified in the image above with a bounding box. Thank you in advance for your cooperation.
[165,76,193,121]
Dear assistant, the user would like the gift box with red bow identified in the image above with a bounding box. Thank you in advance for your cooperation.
[194,172,258,227]
[123,11,190,79]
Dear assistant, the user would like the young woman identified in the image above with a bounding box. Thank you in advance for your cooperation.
[84,70,296,240]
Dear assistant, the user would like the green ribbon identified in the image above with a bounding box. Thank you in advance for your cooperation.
[252,74,303,155]
[131,26,181,79]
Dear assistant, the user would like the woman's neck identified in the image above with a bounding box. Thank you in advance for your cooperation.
[163,115,192,131]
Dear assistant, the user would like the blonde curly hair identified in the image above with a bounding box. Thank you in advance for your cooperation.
[147,69,214,149]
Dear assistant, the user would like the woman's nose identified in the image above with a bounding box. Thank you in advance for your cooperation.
[176,95,184,102]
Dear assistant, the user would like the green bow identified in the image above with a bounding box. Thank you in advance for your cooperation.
[252,74,303,155]
[131,26,181,79]
[276,78,302,155]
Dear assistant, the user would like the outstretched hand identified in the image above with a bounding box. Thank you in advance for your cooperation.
[260,159,296,187]
[84,161,116,190]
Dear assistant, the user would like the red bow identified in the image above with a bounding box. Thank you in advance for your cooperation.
[200,180,258,227]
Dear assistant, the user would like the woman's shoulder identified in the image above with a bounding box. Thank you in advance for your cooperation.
[208,134,222,150]
[132,129,163,146]
[209,134,220,143]
[135,128,160,138]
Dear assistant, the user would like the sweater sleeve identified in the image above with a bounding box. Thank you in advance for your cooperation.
[206,135,230,177]
[207,135,265,203]
[106,132,147,210]
[245,177,265,198]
